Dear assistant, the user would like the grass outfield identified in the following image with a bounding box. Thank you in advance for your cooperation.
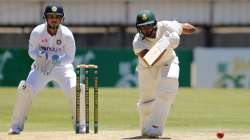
[1,88,250,138]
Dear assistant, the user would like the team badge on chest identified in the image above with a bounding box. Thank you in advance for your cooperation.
[56,39,62,45]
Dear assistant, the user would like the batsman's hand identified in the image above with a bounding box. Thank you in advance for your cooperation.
[168,32,180,45]
[164,31,180,48]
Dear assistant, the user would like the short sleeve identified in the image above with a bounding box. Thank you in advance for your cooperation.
[161,20,183,35]
[132,34,148,55]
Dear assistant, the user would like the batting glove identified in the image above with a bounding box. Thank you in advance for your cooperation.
[164,31,180,49]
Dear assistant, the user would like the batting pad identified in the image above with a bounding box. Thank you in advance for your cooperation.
[144,93,176,137]
[137,99,154,133]
[10,80,35,131]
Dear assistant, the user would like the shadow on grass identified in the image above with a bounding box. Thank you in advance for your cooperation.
[123,135,171,139]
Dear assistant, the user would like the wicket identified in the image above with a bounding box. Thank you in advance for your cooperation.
[76,64,98,134]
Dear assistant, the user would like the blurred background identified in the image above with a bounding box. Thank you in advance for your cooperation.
[0,0,249,88]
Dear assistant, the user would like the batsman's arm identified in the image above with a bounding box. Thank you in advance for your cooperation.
[164,21,196,35]
[181,23,196,35]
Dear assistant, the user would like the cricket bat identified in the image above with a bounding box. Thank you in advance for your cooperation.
[143,35,170,66]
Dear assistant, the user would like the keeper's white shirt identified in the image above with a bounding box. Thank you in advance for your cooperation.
[28,23,76,68]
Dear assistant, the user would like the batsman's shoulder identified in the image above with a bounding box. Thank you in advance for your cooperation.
[133,33,141,44]
[133,34,147,54]
[133,36,140,48]
[160,20,180,27]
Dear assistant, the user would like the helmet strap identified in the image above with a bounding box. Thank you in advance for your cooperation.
[137,24,157,39]
[136,26,145,39]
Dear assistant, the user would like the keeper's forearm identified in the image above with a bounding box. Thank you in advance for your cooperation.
[28,48,39,61]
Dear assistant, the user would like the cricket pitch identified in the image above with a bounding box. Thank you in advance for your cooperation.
[1,130,250,140]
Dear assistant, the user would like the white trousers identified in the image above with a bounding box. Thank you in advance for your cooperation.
[137,57,179,136]
[26,65,76,95]
[10,65,76,131]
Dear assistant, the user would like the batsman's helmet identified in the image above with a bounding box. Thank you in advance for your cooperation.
[44,4,64,18]
[136,10,157,38]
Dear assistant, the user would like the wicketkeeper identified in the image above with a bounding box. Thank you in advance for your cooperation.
[9,3,86,134]
[133,10,196,138]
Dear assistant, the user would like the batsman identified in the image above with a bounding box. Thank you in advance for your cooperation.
[9,3,86,134]
[133,10,196,138]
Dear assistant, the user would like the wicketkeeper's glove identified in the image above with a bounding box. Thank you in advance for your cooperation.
[44,54,62,75]
[37,51,48,63]
[51,54,62,66]
[34,50,48,72]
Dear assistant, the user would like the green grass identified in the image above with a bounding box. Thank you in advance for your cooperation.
[1,87,250,132]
